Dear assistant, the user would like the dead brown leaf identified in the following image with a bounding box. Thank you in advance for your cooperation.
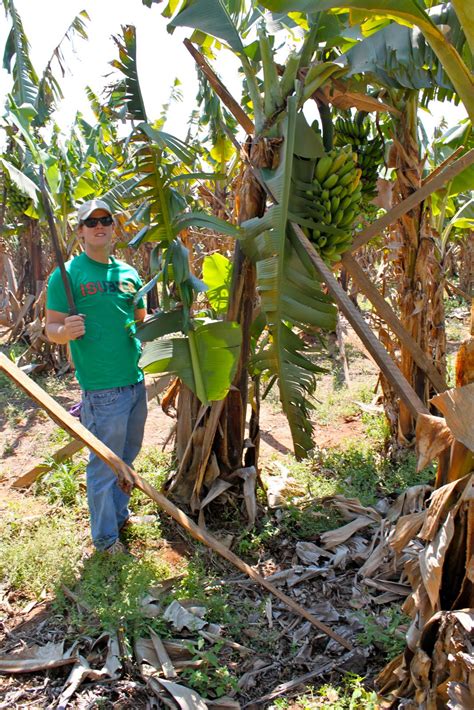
[415,413,454,471]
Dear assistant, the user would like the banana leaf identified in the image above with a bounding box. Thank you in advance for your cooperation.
[139,320,242,404]
[167,0,247,53]
[3,1,39,107]
[258,1,474,121]
[136,309,185,342]
[240,98,338,458]
[0,158,39,205]
[110,25,147,121]
[202,253,233,315]
[342,4,467,98]
[173,211,241,238]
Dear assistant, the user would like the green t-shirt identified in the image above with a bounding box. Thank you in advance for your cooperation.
[46,252,145,391]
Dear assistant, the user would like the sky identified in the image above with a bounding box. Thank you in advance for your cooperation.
[0,0,243,139]
[0,0,467,143]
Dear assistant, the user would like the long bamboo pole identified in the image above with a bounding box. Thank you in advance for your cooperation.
[0,353,352,651]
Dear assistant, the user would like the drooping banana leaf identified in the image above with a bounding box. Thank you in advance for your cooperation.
[258,1,474,121]
[136,309,185,342]
[0,158,39,205]
[139,320,242,404]
[239,97,338,458]
[167,0,247,53]
[35,10,90,125]
[342,4,467,100]
[3,0,38,107]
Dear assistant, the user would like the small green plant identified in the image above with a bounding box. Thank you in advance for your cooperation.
[316,674,378,709]
[49,427,73,447]
[0,512,83,598]
[2,440,15,457]
[34,458,87,508]
[235,517,280,556]
[269,675,378,709]
[180,638,238,698]
[357,607,410,660]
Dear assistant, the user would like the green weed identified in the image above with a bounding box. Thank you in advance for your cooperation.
[169,552,233,626]
[292,444,433,507]
[270,674,378,709]
[34,458,87,508]
[180,638,238,699]
[0,512,83,598]
[357,607,409,660]
[130,447,173,515]
[235,517,280,556]
[279,503,343,538]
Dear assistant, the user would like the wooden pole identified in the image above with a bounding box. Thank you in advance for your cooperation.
[291,227,430,419]
[341,252,448,393]
[0,353,352,651]
[350,149,474,253]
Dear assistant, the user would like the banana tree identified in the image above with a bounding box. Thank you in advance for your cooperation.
[134,0,363,514]
[257,0,472,443]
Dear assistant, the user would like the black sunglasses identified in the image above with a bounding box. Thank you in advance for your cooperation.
[81,215,113,228]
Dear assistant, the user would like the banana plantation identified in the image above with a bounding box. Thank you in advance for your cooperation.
[0,0,473,707]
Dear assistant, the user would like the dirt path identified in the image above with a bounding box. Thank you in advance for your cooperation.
[0,374,364,490]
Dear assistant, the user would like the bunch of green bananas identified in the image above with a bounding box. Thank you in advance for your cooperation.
[291,146,362,264]
[334,116,384,200]
[5,175,32,216]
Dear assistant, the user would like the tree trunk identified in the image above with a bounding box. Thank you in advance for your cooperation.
[25,218,43,302]
[384,92,446,445]
[458,230,474,297]
[167,136,278,508]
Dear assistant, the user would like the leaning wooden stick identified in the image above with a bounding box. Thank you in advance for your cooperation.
[350,148,474,253]
[0,353,352,651]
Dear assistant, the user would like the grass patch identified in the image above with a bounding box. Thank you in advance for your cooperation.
[313,382,374,426]
[0,512,84,599]
[130,447,174,515]
[62,551,173,639]
[270,674,378,709]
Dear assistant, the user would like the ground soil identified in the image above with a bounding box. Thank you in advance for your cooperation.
[0,307,470,708]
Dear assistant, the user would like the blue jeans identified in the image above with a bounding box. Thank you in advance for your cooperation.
[81,380,147,550]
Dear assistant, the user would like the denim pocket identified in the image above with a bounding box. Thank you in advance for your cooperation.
[87,388,120,406]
